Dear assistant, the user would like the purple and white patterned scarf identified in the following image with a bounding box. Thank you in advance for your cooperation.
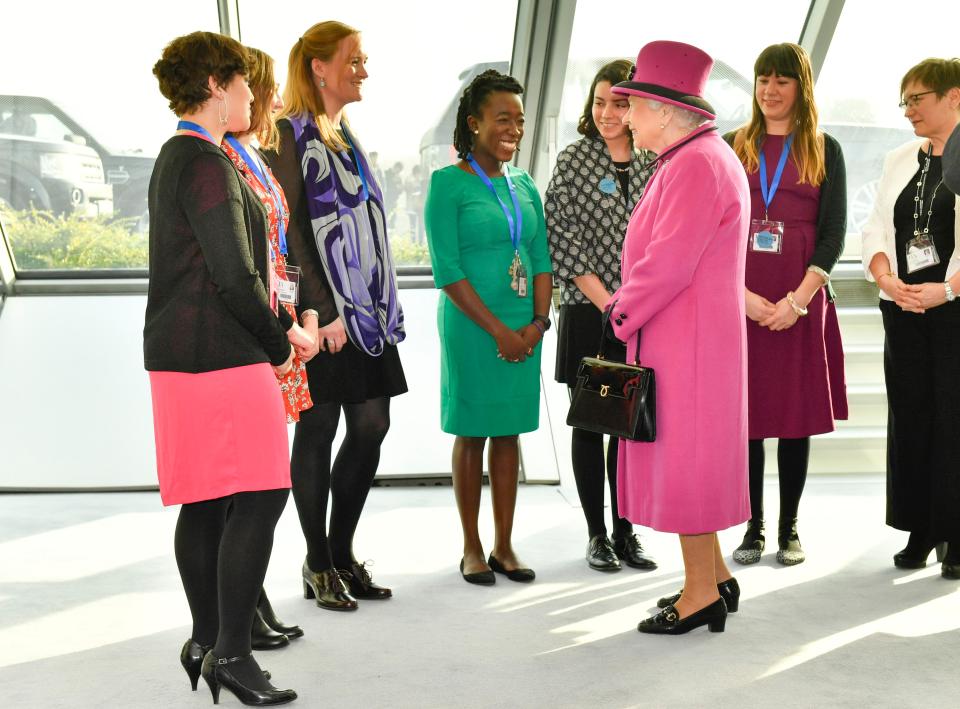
[288,112,404,356]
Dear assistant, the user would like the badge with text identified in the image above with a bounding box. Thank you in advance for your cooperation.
[277,264,301,305]
[750,218,784,254]
[905,234,940,273]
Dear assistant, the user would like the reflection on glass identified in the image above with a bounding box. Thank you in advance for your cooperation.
[0,1,220,271]
[237,0,518,266]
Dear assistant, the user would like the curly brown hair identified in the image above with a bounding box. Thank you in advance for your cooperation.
[577,59,633,139]
[153,31,249,115]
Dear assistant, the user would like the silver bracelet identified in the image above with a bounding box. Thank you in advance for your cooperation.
[807,265,830,284]
[945,282,956,302]
[300,309,320,324]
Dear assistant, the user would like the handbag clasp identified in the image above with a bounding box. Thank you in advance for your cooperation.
[600,384,610,397]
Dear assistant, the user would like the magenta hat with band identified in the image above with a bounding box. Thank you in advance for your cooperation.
[612,40,716,120]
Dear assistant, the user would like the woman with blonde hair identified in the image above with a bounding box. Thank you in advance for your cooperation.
[266,21,406,611]
[726,42,847,568]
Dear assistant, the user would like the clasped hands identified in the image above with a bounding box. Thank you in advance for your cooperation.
[746,290,802,331]
[495,323,541,363]
[878,275,947,313]
[272,315,326,377]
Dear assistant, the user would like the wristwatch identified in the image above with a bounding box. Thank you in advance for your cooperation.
[533,314,551,331]
[945,281,956,302]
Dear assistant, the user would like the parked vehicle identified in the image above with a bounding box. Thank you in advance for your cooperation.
[0,95,155,228]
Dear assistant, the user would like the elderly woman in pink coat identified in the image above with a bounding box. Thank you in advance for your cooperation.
[607,41,751,635]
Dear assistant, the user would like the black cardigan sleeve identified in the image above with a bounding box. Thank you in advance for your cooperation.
[264,119,340,326]
[810,132,847,274]
[179,151,291,366]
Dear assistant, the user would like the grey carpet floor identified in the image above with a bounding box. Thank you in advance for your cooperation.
[0,476,956,708]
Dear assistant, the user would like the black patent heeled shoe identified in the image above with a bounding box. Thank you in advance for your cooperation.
[181,639,212,691]
[258,590,303,639]
[302,562,358,611]
[657,577,740,613]
[638,597,727,635]
[200,652,296,706]
[338,561,392,600]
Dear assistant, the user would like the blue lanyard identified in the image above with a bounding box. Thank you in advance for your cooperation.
[176,120,217,145]
[341,126,370,202]
[223,135,288,255]
[758,133,794,218]
[465,153,522,252]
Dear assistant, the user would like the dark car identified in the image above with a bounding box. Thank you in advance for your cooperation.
[0,95,154,228]
[0,100,112,217]
[421,61,914,237]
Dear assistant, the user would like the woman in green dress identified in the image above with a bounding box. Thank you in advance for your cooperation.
[424,70,552,585]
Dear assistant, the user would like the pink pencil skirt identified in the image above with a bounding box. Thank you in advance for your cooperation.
[149,363,290,506]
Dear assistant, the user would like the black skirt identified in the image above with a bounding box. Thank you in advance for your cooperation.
[304,340,407,404]
[555,303,626,385]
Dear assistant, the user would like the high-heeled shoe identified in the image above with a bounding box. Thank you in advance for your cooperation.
[941,542,959,579]
[302,562,358,611]
[200,652,296,706]
[637,597,727,635]
[258,591,304,639]
[488,554,536,582]
[732,518,764,565]
[338,561,392,600]
[776,518,805,566]
[657,577,740,613]
[181,639,212,691]
[251,610,289,650]
[893,532,944,569]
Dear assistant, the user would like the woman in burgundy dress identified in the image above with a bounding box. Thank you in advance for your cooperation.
[727,43,848,566]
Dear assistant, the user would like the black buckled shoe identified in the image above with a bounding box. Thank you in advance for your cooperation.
[338,561,392,600]
[302,563,358,611]
[257,590,303,639]
[657,577,740,613]
[612,533,657,570]
[586,535,621,572]
[638,597,727,635]
[733,518,765,565]
[776,518,806,566]
[488,554,536,582]
[200,652,296,706]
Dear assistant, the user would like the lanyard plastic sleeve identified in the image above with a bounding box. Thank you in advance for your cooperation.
[758,133,794,215]
[465,153,523,251]
[223,136,288,255]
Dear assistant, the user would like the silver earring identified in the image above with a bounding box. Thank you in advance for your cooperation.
[318,77,326,88]
[218,97,229,126]
[659,123,665,129]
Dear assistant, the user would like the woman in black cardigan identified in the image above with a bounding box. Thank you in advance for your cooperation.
[725,43,848,567]
[147,31,310,705]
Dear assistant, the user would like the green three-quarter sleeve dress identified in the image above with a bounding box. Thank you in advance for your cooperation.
[424,164,552,437]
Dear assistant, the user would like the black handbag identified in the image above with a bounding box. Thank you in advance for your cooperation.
[566,316,656,442]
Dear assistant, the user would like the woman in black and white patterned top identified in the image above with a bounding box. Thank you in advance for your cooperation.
[545,60,657,573]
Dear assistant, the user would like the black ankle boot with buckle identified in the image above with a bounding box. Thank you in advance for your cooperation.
[733,518,764,565]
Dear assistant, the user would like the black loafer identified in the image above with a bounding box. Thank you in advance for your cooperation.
[612,533,657,570]
[488,554,536,582]
[638,598,727,635]
[339,561,392,600]
[460,558,495,585]
[658,577,740,613]
[586,534,621,572]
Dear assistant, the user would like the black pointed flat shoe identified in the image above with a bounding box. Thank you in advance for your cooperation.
[638,597,727,635]
[251,610,290,650]
[657,577,740,613]
[488,554,535,582]
[612,533,657,570]
[460,558,495,585]
[258,591,303,639]
[586,534,621,572]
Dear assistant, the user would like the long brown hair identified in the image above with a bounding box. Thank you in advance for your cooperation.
[732,43,825,186]
[279,20,358,152]
[242,47,279,150]
[578,59,633,143]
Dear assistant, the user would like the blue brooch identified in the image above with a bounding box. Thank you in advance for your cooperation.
[599,177,617,195]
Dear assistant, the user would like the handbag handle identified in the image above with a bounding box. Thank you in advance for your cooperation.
[599,304,641,365]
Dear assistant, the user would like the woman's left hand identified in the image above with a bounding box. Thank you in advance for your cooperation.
[904,282,948,311]
[516,324,542,356]
[759,298,800,331]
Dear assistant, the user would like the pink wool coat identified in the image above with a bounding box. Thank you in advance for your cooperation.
[610,128,751,534]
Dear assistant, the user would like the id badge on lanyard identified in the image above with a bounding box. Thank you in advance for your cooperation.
[906,235,940,273]
[277,265,301,305]
[750,134,793,254]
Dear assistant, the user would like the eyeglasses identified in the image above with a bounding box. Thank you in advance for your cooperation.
[899,90,937,109]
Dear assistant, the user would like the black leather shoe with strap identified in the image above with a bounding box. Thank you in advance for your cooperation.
[638,597,727,635]
[200,652,296,706]
[657,577,740,612]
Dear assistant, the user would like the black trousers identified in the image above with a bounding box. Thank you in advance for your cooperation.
[881,299,960,538]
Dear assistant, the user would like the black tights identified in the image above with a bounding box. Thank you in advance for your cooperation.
[291,397,390,571]
[175,489,288,687]
[571,426,631,539]
[747,437,810,526]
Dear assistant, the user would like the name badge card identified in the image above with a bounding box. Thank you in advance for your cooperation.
[750,218,784,254]
[277,265,301,305]
[905,235,940,273]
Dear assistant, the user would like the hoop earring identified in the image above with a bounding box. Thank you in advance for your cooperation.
[218,96,229,126]
[318,77,326,88]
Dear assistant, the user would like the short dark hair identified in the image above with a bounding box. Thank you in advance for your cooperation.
[453,69,524,160]
[578,59,633,138]
[901,57,960,98]
[153,31,249,115]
